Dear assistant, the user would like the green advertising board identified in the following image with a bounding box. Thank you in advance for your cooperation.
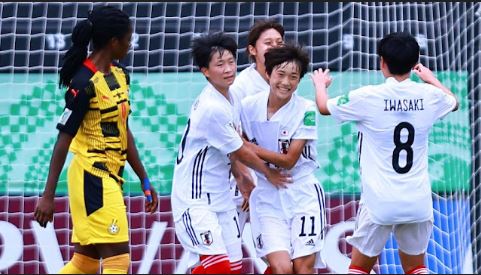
[0,71,470,196]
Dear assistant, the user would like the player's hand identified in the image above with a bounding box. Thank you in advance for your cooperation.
[141,179,158,214]
[311,68,332,88]
[412,63,437,84]
[265,168,293,189]
[237,172,255,202]
[34,195,55,228]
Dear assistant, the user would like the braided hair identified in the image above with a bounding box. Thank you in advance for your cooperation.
[59,5,131,88]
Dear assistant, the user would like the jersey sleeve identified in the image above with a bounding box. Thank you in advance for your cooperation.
[292,102,318,140]
[326,87,369,123]
[205,104,243,155]
[430,86,457,120]
[56,82,94,137]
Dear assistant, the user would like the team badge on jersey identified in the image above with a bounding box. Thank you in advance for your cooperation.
[200,230,213,246]
[336,93,350,105]
[303,111,316,126]
[107,219,120,235]
[57,108,72,126]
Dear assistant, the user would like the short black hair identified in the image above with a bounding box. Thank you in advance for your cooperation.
[191,32,238,70]
[247,19,285,62]
[377,31,420,75]
[264,42,309,79]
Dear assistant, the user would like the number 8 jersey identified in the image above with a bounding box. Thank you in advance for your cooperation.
[326,77,457,225]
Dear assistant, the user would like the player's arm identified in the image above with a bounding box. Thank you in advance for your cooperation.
[34,132,73,228]
[126,125,158,214]
[246,139,307,170]
[35,84,91,228]
[230,158,255,201]
[413,63,459,111]
[230,144,292,189]
[310,68,333,115]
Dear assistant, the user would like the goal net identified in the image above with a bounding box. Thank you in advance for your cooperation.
[0,2,479,274]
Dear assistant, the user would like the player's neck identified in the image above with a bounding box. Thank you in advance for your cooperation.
[210,82,230,100]
[88,51,113,74]
[385,72,410,82]
[267,94,290,117]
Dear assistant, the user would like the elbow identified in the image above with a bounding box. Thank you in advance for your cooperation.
[453,101,459,112]
[318,104,330,115]
[319,107,330,115]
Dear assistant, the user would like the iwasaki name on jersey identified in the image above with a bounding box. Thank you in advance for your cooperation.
[383,98,424,112]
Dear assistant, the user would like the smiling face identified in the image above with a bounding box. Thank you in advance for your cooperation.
[267,61,301,102]
[249,28,284,68]
[201,49,237,94]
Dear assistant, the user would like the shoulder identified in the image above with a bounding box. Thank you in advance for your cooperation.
[237,64,255,78]
[199,86,228,115]
[241,92,264,107]
[112,61,129,74]
[69,66,95,96]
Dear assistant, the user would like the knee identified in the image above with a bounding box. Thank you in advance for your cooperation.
[270,262,293,274]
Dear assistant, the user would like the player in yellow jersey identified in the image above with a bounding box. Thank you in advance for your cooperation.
[34,6,158,274]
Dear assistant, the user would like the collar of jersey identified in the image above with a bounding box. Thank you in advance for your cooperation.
[385,76,412,85]
[83,58,114,74]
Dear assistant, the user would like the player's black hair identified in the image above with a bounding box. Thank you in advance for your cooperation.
[247,19,285,62]
[377,31,420,75]
[191,32,238,70]
[264,42,309,79]
[59,5,131,88]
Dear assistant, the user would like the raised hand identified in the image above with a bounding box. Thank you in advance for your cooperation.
[311,68,332,89]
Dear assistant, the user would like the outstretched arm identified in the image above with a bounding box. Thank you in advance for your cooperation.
[246,139,306,170]
[34,132,72,227]
[230,143,292,189]
[413,63,459,111]
[311,68,333,115]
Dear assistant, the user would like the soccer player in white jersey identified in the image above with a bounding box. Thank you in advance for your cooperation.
[241,44,326,274]
[229,19,285,244]
[171,32,290,274]
[311,31,459,275]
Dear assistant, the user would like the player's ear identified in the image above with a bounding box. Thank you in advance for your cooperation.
[380,57,386,70]
[201,67,209,78]
[248,44,257,58]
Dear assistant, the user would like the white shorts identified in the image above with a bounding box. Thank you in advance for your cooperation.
[346,204,433,257]
[174,207,243,268]
[250,181,326,261]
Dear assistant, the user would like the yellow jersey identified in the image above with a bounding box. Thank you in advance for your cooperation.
[57,59,131,183]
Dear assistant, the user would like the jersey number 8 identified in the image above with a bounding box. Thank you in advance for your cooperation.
[392,122,415,174]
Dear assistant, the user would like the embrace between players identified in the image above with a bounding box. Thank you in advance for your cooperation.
[34,5,459,275]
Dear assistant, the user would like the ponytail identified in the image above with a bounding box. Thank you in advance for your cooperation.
[58,6,131,88]
[58,19,92,88]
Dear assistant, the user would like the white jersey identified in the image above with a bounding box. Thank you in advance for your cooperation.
[171,83,243,221]
[241,92,319,186]
[230,63,270,100]
[228,64,269,207]
[327,77,457,225]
